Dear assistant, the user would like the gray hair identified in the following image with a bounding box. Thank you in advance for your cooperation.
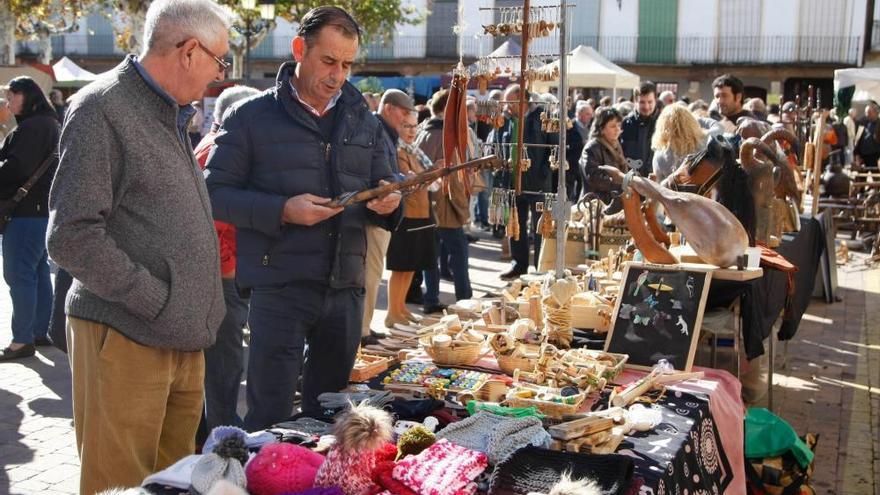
[214,85,261,124]
[745,97,766,114]
[658,90,675,102]
[142,0,232,56]
[575,100,592,114]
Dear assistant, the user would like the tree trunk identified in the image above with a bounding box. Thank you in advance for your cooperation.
[0,5,16,65]
[228,25,273,82]
[231,50,244,80]
[37,36,52,65]
[111,1,149,54]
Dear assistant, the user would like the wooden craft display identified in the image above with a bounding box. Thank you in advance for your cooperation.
[604,262,712,372]
[349,351,393,382]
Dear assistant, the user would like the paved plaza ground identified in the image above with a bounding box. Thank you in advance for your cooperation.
[0,232,877,494]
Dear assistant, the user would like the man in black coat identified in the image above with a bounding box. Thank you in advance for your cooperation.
[501,90,555,279]
[205,7,402,428]
[619,81,661,177]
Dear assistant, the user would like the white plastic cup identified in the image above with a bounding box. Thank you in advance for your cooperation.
[745,247,761,269]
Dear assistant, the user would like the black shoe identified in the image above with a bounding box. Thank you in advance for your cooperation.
[423,303,448,314]
[602,196,623,216]
[370,329,391,339]
[34,336,52,346]
[466,233,479,243]
[500,267,526,281]
[440,271,453,282]
[0,344,35,361]
[360,335,381,347]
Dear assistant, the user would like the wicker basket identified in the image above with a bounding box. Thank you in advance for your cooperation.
[495,353,538,376]
[420,336,487,366]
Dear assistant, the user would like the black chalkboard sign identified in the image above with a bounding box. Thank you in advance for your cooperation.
[604,262,713,372]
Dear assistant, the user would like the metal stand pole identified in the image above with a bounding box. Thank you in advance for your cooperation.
[554,0,568,279]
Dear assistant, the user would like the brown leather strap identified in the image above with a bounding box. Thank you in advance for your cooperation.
[9,150,57,204]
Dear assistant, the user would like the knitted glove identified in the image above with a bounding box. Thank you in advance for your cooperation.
[436,412,550,464]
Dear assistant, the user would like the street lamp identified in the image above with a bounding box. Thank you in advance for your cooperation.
[237,0,276,84]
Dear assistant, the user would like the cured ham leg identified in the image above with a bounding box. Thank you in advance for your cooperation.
[601,166,749,268]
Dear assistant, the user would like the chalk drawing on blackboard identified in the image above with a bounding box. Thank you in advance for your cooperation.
[604,262,713,372]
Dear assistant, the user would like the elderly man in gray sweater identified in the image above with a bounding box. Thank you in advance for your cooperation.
[46,1,229,492]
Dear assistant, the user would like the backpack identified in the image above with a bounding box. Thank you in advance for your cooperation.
[744,408,818,495]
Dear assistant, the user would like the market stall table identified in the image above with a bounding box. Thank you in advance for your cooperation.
[613,368,745,495]
[375,353,746,495]
[706,215,824,354]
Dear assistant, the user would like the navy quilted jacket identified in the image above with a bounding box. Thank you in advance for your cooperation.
[205,62,400,290]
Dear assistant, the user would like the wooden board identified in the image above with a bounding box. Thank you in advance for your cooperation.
[603,261,712,372]
[548,416,615,440]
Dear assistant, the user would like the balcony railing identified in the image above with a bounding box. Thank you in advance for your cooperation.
[580,35,862,66]
[30,33,863,66]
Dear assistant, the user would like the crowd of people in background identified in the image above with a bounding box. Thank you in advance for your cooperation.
[1,1,879,492]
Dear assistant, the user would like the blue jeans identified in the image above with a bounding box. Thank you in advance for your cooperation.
[475,189,489,226]
[425,228,473,305]
[244,283,363,430]
[2,217,52,345]
[203,278,249,431]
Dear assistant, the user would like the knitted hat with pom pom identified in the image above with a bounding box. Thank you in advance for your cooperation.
[192,428,250,494]
[396,425,436,460]
[313,403,394,495]
[245,443,325,495]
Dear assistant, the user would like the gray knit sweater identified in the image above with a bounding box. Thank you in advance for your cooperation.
[47,56,225,351]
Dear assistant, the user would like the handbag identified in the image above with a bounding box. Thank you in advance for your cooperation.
[0,150,57,233]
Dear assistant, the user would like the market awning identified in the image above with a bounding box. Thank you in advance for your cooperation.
[52,56,97,86]
[531,45,640,91]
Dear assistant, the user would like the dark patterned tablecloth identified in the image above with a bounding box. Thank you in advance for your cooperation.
[620,389,734,495]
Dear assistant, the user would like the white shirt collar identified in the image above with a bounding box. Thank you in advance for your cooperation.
[289,79,342,117]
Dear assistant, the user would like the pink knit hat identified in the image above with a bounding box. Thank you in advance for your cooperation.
[392,439,488,495]
[245,443,325,495]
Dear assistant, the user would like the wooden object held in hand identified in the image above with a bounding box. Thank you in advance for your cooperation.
[320,155,501,208]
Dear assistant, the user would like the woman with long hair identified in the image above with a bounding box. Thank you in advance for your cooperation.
[0,76,60,360]
[385,111,437,327]
[652,104,724,183]
[579,107,628,214]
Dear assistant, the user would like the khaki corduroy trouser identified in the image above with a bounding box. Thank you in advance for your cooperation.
[362,225,392,336]
[67,317,204,495]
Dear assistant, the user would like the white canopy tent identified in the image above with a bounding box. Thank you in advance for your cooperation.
[834,67,880,102]
[52,57,97,86]
[531,45,640,98]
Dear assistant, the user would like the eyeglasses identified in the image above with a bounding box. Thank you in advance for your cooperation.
[176,39,230,73]
[402,124,419,130]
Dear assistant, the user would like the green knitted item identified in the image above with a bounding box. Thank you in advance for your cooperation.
[396,425,436,460]
[466,401,545,419]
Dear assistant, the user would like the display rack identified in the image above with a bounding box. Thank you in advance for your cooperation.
[475,1,574,279]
